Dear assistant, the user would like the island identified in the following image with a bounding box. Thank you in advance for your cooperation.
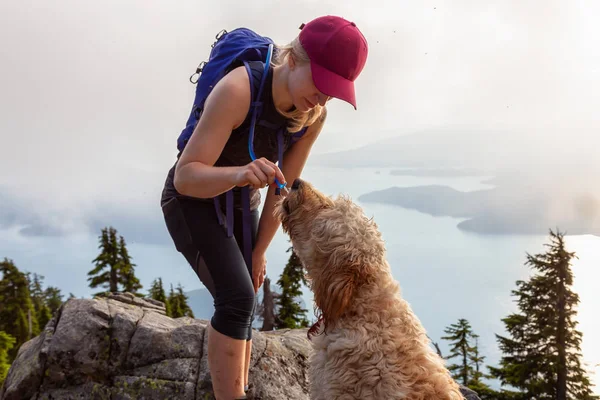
[358,183,600,236]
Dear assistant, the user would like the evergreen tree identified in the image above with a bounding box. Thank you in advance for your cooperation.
[0,258,38,361]
[88,227,120,293]
[441,318,477,386]
[489,229,599,399]
[167,284,180,317]
[275,247,309,329]
[167,284,178,318]
[469,334,486,385]
[44,286,64,315]
[177,284,194,318]
[148,278,170,317]
[117,236,142,295]
[168,283,194,318]
[466,335,498,399]
[441,318,495,395]
[87,226,142,295]
[27,273,52,331]
[0,331,16,386]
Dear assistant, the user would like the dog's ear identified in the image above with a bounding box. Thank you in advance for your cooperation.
[314,260,363,330]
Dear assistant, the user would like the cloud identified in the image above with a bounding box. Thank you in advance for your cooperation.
[85,204,172,247]
[0,175,172,246]
[0,187,67,237]
[1,0,599,235]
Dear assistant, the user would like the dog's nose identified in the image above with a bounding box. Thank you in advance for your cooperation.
[291,178,303,190]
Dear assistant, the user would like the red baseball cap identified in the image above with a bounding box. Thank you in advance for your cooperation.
[298,15,368,109]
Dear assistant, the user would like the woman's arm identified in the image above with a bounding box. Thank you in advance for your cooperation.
[253,109,328,256]
[174,66,285,198]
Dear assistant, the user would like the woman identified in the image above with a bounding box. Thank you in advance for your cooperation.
[161,15,368,400]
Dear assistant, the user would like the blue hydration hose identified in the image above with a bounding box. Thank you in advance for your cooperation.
[247,43,287,193]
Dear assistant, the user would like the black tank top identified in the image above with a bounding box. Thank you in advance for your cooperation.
[161,61,300,210]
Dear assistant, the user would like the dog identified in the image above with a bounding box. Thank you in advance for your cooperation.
[275,178,465,400]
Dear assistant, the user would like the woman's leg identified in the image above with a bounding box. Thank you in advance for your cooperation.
[181,253,248,399]
[162,197,256,399]
[207,324,247,399]
[231,210,259,392]
[244,340,251,390]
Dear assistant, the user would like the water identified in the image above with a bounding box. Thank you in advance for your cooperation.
[1,164,597,392]
[262,165,600,392]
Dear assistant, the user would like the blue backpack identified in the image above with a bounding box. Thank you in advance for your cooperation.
[177,28,305,271]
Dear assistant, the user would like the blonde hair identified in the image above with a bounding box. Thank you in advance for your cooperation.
[273,36,326,133]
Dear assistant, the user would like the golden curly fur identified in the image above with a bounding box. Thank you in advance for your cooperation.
[274,179,465,400]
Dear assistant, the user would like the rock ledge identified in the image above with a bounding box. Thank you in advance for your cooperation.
[0,292,311,400]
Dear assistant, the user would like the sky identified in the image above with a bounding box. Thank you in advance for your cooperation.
[1,0,599,302]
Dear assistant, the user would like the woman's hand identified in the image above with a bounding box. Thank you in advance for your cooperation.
[235,158,286,190]
[252,250,267,294]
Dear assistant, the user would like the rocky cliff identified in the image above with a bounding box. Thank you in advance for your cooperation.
[0,292,480,400]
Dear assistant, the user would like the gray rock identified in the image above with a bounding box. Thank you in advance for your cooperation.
[0,307,60,400]
[0,329,47,400]
[106,292,167,315]
[248,329,310,400]
[0,292,313,400]
[460,386,483,400]
[42,298,112,389]
[1,292,480,400]
[126,312,205,369]
[35,382,113,400]
[112,375,196,400]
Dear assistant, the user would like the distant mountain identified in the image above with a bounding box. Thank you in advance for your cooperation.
[310,128,525,169]
[389,168,491,178]
[358,183,600,236]
[310,127,593,172]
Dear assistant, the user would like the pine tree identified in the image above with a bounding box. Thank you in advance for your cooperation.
[275,247,309,329]
[441,318,496,396]
[469,334,486,385]
[466,335,498,399]
[117,236,142,295]
[168,283,194,318]
[88,227,120,294]
[44,286,64,316]
[0,331,16,386]
[148,278,170,317]
[489,229,599,399]
[27,273,52,331]
[0,258,38,361]
[87,226,142,295]
[167,284,180,317]
[177,284,194,318]
[441,318,477,386]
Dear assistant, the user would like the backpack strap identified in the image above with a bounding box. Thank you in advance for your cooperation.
[212,48,277,277]
[208,43,298,280]
[245,44,287,194]
[241,185,252,269]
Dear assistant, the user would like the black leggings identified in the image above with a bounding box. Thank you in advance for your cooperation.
[161,195,258,341]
